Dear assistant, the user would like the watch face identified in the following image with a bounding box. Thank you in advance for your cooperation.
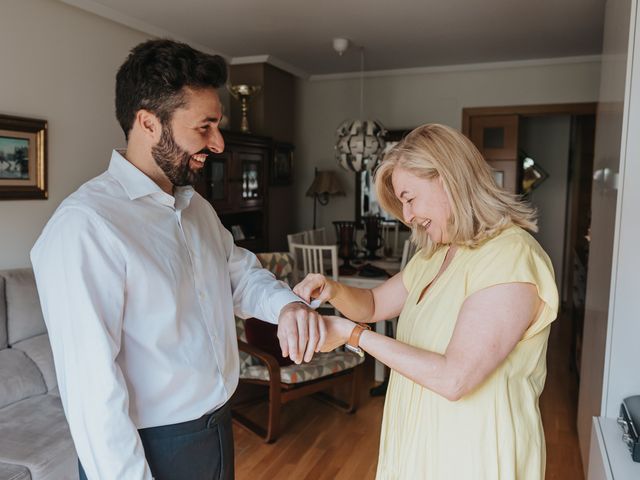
[345,343,365,358]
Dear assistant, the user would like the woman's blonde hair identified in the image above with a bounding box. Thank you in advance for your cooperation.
[375,123,537,258]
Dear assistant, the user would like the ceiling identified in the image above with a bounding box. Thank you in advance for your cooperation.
[61,0,606,77]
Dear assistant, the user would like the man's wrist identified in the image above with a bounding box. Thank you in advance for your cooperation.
[343,320,357,343]
[281,300,306,312]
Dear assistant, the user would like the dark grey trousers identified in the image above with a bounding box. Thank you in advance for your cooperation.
[78,402,234,480]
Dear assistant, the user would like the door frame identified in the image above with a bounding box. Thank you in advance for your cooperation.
[462,103,597,134]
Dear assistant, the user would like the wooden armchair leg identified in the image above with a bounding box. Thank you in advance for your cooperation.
[346,364,362,413]
[265,380,282,443]
[312,366,362,414]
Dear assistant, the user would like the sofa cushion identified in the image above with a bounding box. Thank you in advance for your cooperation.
[0,275,6,349]
[2,269,46,345]
[0,349,46,409]
[12,334,57,392]
[0,462,30,480]
[0,394,77,480]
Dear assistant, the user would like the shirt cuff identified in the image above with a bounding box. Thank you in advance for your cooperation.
[265,290,304,324]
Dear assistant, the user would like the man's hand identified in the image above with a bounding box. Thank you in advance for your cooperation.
[277,302,327,364]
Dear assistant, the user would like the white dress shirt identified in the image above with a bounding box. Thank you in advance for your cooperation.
[31,150,300,480]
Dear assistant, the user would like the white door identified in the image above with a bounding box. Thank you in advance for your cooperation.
[577,0,635,464]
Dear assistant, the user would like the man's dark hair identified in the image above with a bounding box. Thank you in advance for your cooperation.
[115,39,227,140]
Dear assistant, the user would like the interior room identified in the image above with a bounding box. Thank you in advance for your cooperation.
[1,0,639,479]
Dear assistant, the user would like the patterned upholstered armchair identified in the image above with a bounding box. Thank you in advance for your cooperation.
[233,252,365,443]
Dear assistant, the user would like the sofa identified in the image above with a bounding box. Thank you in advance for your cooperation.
[0,269,76,480]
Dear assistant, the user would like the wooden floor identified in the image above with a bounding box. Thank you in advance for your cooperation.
[233,312,584,479]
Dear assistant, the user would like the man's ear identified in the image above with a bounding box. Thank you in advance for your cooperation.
[135,109,162,142]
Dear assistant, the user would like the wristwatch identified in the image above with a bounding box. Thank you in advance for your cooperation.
[344,323,371,358]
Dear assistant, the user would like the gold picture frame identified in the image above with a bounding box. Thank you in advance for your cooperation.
[0,114,48,199]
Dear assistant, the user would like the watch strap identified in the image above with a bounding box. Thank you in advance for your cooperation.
[347,323,371,350]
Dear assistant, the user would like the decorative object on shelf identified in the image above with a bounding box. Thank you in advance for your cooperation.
[333,220,358,275]
[242,164,260,199]
[227,84,261,133]
[361,214,384,260]
[305,168,345,229]
[332,38,386,173]
[271,142,294,186]
[618,395,640,462]
[231,225,246,241]
[0,114,47,199]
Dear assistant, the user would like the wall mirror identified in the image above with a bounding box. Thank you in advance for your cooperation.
[355,129,411,224]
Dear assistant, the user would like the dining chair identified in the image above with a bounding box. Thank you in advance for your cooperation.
[232,251,364,443]
[381,220,400,258]
[304,227,327,245]
[288,241,339,285]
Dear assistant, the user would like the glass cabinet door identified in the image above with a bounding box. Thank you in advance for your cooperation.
[237,149,265,207]
[241,161,262,200]
[194,151,233,211]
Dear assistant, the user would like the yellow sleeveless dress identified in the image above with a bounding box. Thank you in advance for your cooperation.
[376,226,558,480]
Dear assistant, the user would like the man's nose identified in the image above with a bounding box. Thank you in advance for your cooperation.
[207,129,224,154]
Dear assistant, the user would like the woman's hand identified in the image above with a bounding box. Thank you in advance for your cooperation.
[293,273,338,304]
[319,315,356,352]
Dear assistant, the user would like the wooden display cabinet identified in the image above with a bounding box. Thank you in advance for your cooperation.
[194,131,271,252]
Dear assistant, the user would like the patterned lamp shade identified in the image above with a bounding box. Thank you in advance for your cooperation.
[335,119,387,172]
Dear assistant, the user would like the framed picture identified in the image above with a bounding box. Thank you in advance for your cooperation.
[270,142,293,186]
[0,114,47,199]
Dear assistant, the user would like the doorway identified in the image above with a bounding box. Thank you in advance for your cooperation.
[463,103,596,334]
[463,103,598,476]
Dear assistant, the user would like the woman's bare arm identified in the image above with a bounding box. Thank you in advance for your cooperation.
[325,282,542,400]
[293,272,409,323]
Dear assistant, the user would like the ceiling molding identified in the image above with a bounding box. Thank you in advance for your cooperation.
[309,55,602,82]
[58,0,230,59]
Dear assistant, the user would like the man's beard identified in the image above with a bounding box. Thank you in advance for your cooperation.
[151,124,205,187]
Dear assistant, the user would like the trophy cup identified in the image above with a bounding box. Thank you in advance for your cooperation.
[228,84,261,133]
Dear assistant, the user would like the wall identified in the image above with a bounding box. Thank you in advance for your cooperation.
[519,115,572,291]
[0,0,233,268]
[0,0,151,268]
[577,0,633,466]
[294,60,602,239]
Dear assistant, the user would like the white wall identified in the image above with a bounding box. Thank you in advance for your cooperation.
[294,60,602,239]
[520,115,572,291]
[0,0,152,268]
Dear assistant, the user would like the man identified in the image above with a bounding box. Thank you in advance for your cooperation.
[31,39,325,480]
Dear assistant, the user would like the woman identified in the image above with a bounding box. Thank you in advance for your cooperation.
[294,124,558,479]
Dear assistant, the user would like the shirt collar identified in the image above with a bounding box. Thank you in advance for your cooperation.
[107,149,195,210]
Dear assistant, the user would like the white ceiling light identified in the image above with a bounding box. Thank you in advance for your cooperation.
[332,37,350,56]
[334,38,386,173]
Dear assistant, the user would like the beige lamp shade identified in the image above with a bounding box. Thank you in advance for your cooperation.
[306,169,346,229]
[306,170,346,197]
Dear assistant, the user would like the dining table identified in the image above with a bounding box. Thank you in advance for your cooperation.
[338,257,402,383]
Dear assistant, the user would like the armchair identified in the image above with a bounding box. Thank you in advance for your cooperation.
[232,252,365,443]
